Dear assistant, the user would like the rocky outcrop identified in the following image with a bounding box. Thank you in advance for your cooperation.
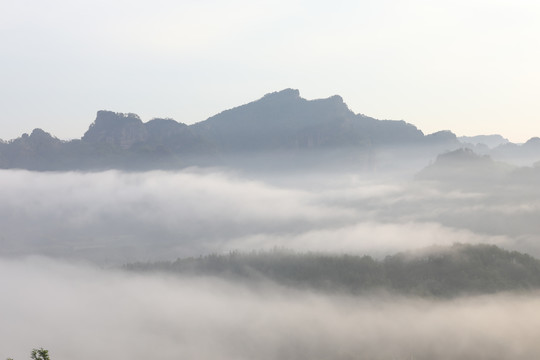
[82,111,148,149]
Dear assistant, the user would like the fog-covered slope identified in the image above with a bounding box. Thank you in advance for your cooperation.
[126,244,540,298]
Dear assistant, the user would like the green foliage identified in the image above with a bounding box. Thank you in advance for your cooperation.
[30,349,50,360]
[6,348,50,360]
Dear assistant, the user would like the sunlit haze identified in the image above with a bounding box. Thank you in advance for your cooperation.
[1,0,539,142]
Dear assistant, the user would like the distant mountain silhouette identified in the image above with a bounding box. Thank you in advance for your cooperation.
[0,89,465,171]
[486,137,540,166]
[191,89,428,152]
[459,134,509,149]
[414,147,540,190]
[82,111,212,155]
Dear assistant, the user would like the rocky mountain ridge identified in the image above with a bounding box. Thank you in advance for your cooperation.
[0,89,537,171]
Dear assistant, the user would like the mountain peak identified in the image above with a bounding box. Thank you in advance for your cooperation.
[524,137,540,147]
[30,128,54,139]
[328,94,344,103]
[262,88,300,99]
[82,111,147,149]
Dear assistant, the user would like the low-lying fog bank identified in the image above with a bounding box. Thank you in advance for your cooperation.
[0,167,538,263]
[3,164,539,358]
[2,257,540,360]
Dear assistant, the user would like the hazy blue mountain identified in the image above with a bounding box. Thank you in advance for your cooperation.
[191,89,428,152]
[82,111,213,157]
[413,147,540,191]
[0,128,68,170]
[0,89,464,171]
[417,148,511,178]
[449,136,540,167]
[459,134,509,148]
[0,111,214,170]
[489,137,540,165]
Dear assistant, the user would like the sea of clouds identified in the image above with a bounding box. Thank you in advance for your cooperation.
[2,167,540,359]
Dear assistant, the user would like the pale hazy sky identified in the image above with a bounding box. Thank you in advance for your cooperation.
[1,0,539,142]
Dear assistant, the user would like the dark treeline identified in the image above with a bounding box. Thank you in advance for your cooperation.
[124,243,540,298]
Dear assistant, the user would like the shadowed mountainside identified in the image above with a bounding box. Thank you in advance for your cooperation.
[190,89,428,151]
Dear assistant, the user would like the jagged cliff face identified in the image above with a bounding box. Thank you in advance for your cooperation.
[82,111,149,150]
[80,111,211,154]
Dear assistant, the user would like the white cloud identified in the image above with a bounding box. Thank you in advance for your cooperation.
[2,256,540,359]
[1,168,537,263]
[224,221,510,256]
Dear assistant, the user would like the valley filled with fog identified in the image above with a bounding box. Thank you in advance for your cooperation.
[2,154,540,359]
[1,158,538,262]
[4,0,540,356]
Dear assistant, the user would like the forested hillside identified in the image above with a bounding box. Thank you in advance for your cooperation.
[125,244,540,298]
